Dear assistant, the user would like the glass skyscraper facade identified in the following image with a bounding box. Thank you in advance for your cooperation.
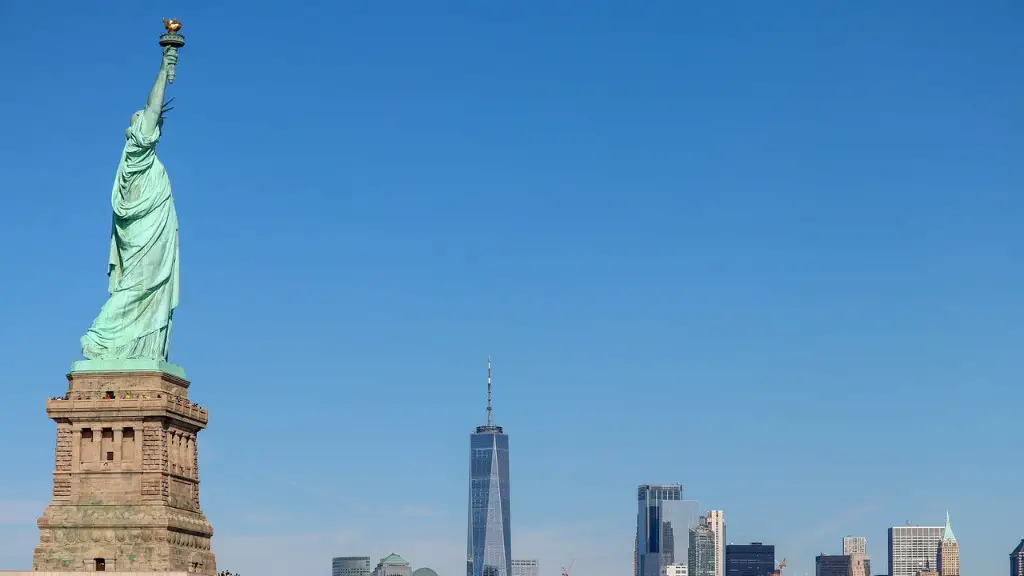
[334,557,371,576]
[816,555,852,576]
[725,543,775,576]
[467,424,511,576]
[636,485,699,576]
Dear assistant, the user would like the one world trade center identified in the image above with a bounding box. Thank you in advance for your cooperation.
[467,359,511,576]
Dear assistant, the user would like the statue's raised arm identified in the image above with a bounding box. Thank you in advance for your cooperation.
[79,23,186,364]
[139,48,177,135]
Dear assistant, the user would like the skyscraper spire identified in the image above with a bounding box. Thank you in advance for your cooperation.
[468,355,511,576]
[942,510,957,542]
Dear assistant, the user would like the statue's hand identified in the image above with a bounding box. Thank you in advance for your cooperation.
[161,47,179,73]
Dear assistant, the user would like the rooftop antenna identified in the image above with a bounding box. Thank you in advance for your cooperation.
[486,356,493,426]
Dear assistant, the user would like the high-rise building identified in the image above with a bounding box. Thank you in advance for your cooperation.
[636,535,641,576]
[689,517,717,576]
[468,359,512,576]
[637,485,698,576]
[844,538,867,556]
[938,513,959,576]
[849,552,870,576]
[842,537,870,576]
[677,500,702,565]
[816,555,852,576]
[512,559,539,576]
[888,525,942,576]
[335,557,372,576]
[705,511,726,576]
[725,543,775,576]
[666,565,690,576]
[1010,540,1024,576]
[373,554,413,576]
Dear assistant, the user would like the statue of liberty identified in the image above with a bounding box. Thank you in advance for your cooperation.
[80,41,182,361]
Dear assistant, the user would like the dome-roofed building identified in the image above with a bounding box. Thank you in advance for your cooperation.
[373,554,412,576]
[414,567,440,576]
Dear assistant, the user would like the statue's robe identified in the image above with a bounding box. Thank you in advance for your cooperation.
[81,115,180,360]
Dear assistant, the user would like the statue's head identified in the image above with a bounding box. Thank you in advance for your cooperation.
[125,99,172,139]
[127,110,144,135]
[126,110,165,139]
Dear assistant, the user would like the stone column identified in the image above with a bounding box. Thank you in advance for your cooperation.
[71,428,82,470]
[167,429,177,472]
[176,430,184,472]
[177,431,185,473]
[174,430,183,473]
[112,427,123,462]
[180,433,187,471]
[185,435,195,476]
[92,427,103,463]
[192,434,201,508]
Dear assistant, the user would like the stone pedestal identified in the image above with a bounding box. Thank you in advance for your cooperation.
[32,363,216,574]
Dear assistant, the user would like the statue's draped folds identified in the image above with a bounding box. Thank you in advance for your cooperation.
[81,116,180,360]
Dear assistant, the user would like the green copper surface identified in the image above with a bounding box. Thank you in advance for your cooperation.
[69,359,187,380]
[381,554,409,565]
[80,45,182,361]
[942,510,957,542]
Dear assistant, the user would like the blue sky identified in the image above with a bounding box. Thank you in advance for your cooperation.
[1,1,1022,575]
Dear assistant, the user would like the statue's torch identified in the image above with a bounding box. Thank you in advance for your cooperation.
[159,19,185,84]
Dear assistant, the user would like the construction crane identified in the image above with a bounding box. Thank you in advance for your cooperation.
[778,559,787,576]
[561,559,576,576]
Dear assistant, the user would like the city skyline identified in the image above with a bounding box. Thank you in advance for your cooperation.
[321,508,983,573]
[321,511,983,576]
[1,2,1022,576]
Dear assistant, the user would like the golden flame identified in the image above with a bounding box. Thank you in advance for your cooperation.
[163,18,183,33]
